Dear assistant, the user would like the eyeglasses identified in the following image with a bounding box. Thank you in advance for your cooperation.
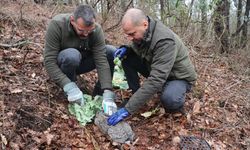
[73,22,96,35]
[77,27,96,34]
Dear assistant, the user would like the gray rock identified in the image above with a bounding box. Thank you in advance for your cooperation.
[94,112,135,143]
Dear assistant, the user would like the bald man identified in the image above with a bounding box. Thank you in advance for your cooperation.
[107,8,197,126]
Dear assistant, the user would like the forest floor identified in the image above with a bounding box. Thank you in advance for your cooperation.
[0,2,250,150]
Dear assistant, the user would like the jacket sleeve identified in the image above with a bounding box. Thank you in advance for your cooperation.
[43,20,71,88]
[91,26,112,89]
[125,39,177,114]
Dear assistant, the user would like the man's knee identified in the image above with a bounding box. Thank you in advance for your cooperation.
[58,48,81,67]
[160,80,190,111]
[105,45,116,59]
[160,92,185,110]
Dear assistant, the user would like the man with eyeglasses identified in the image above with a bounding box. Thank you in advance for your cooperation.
[44,5,116,109]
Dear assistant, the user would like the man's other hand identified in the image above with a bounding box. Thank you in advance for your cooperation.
[107,108,129,126]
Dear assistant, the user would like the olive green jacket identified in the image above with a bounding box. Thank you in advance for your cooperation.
[125,17,197,114]
[43,14,112,89]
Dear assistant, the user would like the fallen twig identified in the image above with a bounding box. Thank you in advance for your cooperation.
[0,40,29,48]
[0,94,5,149]
[211,77,249,97]
[19,108,52,125]
[45,81,51,108]
[0,41,43,50]
[84,127,100,150]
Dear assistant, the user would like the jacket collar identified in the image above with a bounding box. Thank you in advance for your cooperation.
[135,16,156,48]
[67,15,77,35]
[144,16,155,43]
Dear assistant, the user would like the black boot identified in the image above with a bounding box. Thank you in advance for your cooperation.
[118,98,129,108]
[92,83,104,97]
[165,106,186,117]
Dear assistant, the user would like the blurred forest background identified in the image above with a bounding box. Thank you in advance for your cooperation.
[0,0,249,149]
[1,0,250,73]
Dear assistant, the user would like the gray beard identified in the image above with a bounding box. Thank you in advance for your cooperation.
[79,35,88,40]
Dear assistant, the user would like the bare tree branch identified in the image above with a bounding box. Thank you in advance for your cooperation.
[104,0,133,32]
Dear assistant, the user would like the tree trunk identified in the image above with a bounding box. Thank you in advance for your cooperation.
[241,0,250,47]
[121,0,126,11]
[214,0,230,54]
[184,0,195,32]
[225,0,230,32]
[237,0,243,30]
[101,0,104,19]
[200,0,207,39]
[234,0,243,47]
[107,0,111,11]
[160,0,165,21]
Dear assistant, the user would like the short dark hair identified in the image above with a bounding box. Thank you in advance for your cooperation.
[73,5,96,26]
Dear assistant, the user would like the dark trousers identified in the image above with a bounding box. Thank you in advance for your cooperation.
[57,45,116,95]
[122,51,191,112]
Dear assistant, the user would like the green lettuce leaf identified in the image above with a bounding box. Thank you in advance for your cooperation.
[68,94,102,126]
[112,57,128,89]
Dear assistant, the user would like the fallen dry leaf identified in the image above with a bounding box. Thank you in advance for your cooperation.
[46,133,54,145]
[1,134,7,145]
[192,101,201,115]
[10,88,23,94]
[186,113,192,123]
[172,136,181,146]
[31,72,36,78]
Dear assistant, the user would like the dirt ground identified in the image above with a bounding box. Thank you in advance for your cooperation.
[0,2,250,150]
